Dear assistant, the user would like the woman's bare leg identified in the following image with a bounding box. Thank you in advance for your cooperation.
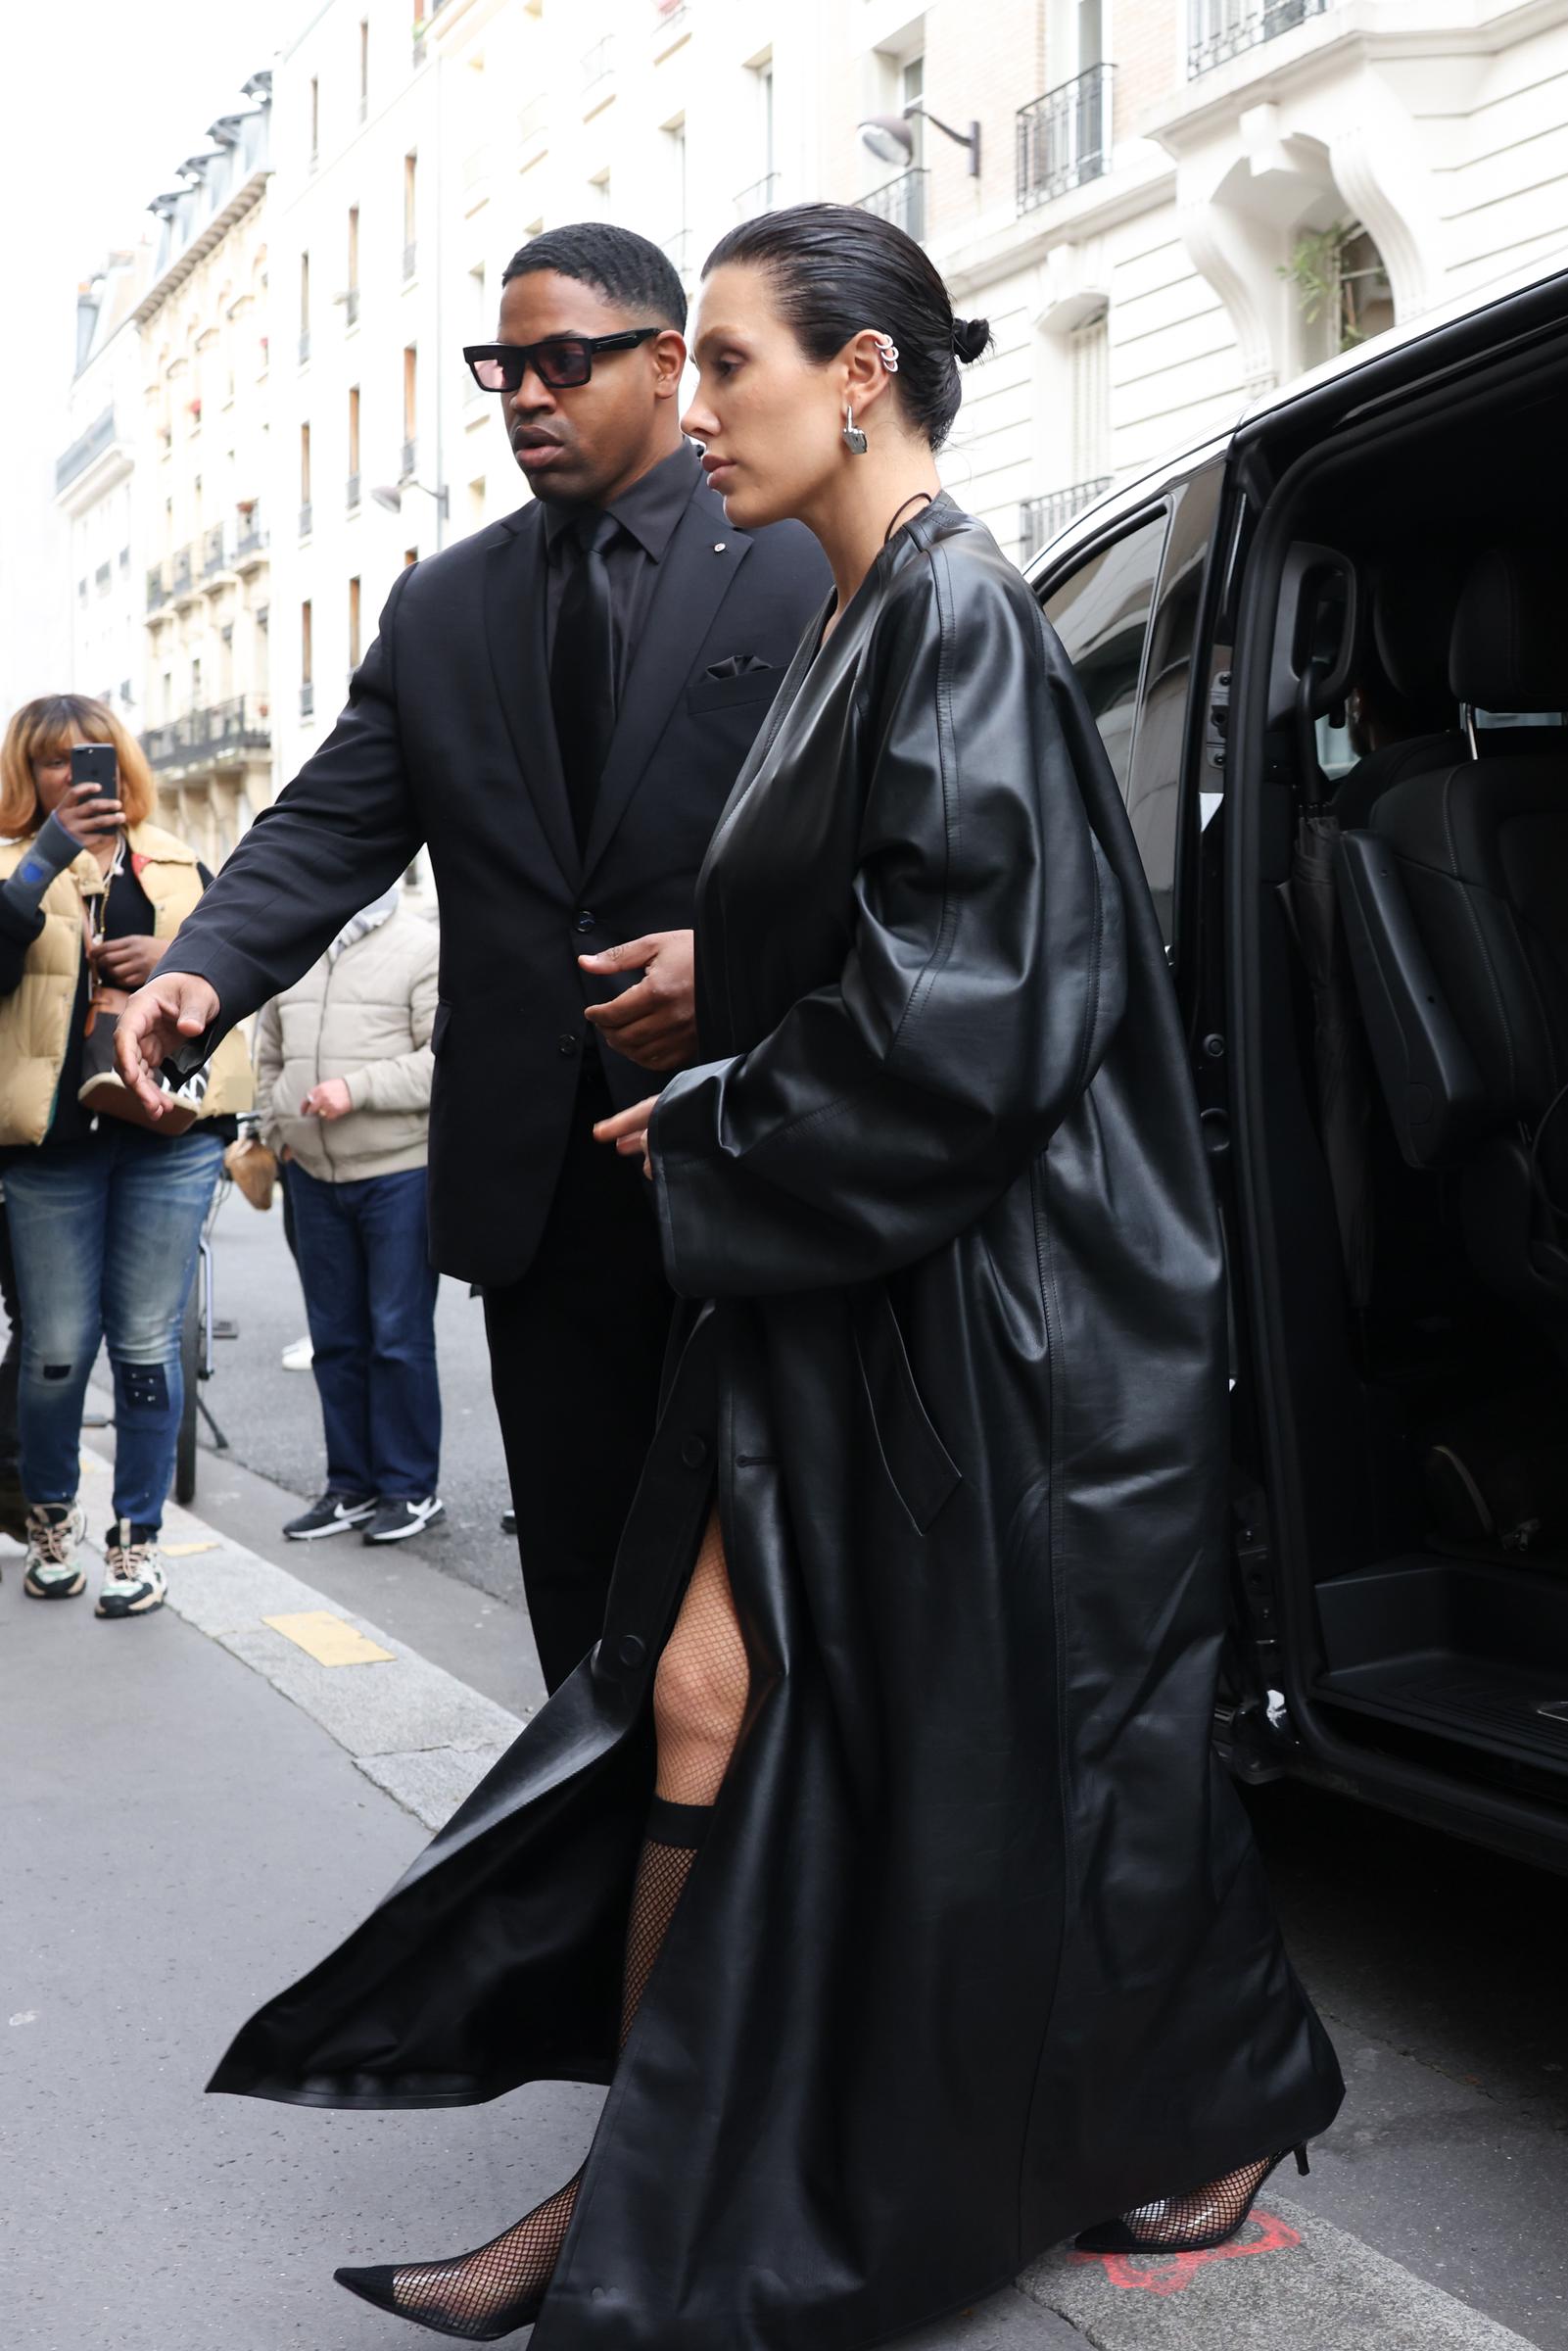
[652,1507,750,1804]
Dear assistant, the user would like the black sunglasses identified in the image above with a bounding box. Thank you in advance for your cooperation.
[463,328,662,395]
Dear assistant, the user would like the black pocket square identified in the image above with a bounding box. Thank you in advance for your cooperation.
[705,653,777,680]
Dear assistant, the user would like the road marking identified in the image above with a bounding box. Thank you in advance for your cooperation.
[163,1540,217,1557]
[262,1609,396,1667]
[1022,2190,1542,2350]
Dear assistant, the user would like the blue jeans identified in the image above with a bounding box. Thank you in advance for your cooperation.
[284,1162,441,1499]
[3,1126,224,1529]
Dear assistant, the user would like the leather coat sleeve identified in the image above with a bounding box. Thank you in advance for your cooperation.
[154,569,423,1039]
[650,549,1127,1296]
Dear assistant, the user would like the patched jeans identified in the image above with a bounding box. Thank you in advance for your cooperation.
[4,1125,224,1529]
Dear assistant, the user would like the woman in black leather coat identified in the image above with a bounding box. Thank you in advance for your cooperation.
[213,206,1343,2347]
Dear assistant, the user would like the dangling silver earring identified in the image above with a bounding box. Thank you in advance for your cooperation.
[842,405,869,456]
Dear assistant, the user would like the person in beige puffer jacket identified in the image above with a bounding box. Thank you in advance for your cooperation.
[255,889,446,1546]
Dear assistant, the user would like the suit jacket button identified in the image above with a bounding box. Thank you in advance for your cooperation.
[681,1434,708,1469]
[558,1032,579,1054]
[618,1634,646,1668]
[574,910,595,934]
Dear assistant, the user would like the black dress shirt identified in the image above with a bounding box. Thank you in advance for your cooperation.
[542,439,702,692]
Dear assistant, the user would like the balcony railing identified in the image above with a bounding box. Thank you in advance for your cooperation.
[735,170,781,221]
[347,472,360,510]
[299,501,313,538]
[581,34,615,93]
[854,168,927,244]
[146,564,167,614]
[299,329,310,365]
[1018,67,1113,212]
[202,522,227,577]
[344,286,360,326]
[301,682,315,719]
[401,438,417,481]
[1188,0,1331,75]
[142,695,272,773]
[234,504,266,561]
[1019,477,1114,565]
[169,545,194,598]
[403,240,417,280]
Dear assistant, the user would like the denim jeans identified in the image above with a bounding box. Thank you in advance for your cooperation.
[3,1125,224,1528]
[284,1162,441,1499]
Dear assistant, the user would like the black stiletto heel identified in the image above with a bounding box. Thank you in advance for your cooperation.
[1073,2142,1310,2256]
[334,2262,544,2340]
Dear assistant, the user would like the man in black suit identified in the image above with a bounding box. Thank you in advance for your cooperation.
[118,223,829,1689]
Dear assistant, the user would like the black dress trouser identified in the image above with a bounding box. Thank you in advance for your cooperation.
[483,1058,673,1693]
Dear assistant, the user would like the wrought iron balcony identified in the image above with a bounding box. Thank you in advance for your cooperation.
[142,695,272,773]
[735,171,781,221]
[1188,0,1331,76]
[146,564,167,614]
[1019,478,1114,565]
[581,34,615,93]
[854,168,927,244]
[169,545,194,598]
[301,681,315,719]
[299,502,313,538]
[347,472,360,510]
[234,504,266,562]
[202,523,227,577]
[1018,67,1113,212]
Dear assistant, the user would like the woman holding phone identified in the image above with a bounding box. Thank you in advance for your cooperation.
[0,695,251,1616]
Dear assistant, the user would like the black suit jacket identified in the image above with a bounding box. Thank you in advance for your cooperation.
[159,466,830,1284]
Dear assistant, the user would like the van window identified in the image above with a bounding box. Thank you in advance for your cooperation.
[1043,512,1166,798]
[1124,467,1221,945]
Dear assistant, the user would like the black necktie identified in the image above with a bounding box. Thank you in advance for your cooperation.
[550,508,620,856]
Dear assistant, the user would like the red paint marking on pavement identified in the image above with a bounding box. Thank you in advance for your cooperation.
[1068,2207,1303,2297]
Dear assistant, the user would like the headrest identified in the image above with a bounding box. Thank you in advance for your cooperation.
[1449,547,1568,711]
[1371,550,1465,716]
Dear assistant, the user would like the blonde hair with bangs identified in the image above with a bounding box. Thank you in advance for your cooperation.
[0,696,156,840]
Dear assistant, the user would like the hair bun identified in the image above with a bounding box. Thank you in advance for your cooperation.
[951,314,992,363]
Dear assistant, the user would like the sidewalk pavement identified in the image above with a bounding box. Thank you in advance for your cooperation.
[2,1453,1545,2351]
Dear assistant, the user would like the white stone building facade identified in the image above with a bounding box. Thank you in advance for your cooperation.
[54,251,149,731]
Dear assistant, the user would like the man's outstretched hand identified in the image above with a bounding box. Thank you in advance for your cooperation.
[114,974,220,1118]
[579,930,696,1072]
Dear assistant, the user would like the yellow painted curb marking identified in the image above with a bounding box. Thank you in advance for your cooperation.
[164,1541,217,1558]
[262,1610,396,1667]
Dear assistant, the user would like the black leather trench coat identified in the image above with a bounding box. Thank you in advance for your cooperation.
[212,497,1344,2348]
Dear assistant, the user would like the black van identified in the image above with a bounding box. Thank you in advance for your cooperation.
[1023,264,1568,1873]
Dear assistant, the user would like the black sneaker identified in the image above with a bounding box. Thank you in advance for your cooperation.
[284,1490,377,1541]
[363,1495,446,1545]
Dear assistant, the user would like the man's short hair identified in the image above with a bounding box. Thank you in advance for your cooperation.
[500,222,687,333]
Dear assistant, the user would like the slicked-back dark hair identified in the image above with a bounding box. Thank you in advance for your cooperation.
[702,203,991,453]
[500,222,687,333]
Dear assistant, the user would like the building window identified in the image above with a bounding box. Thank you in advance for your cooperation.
[302,599,313,682]
[358,18,370,120]
[402,346,417,478]
[347,386,361,507]
[348,575,362,670]
[403,153,418,278]
[347,205,360,314]
[299,253,310,364]
[300,421,312,537]
[309,76,320,165]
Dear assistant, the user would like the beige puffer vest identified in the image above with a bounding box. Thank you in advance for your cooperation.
[0,819,254,1147]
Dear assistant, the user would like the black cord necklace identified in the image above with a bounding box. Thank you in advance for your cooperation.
[883,490,935,544]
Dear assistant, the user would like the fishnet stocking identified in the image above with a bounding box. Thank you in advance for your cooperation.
[1106,2153,1279,2250]
[653,1509,749,1805]
[380,1517,742,2337]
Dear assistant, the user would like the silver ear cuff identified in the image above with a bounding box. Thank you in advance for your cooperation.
[875,337,900,373]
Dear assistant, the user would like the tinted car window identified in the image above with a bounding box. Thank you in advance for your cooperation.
[1043,513,1166,797]
[1123,468,1221,945]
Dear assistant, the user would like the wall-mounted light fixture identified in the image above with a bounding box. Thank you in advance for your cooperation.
[858,103,981,177]
[371,480,450,520]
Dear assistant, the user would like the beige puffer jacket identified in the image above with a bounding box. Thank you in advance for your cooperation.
[255,904,439,1182]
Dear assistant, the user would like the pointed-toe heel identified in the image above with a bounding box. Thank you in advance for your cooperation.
[1073,2142,1310,2256]
[333,2259,545,2341]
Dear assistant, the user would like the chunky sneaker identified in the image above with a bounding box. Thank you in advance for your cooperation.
[96,1519,167,1618]
[283,1489,376,1541]
[23,1501,87,1600]
[363,1495,446,1545]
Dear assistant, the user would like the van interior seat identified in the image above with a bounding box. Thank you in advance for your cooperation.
[1330,548,1467,832]
[1332,544,1568,1362]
